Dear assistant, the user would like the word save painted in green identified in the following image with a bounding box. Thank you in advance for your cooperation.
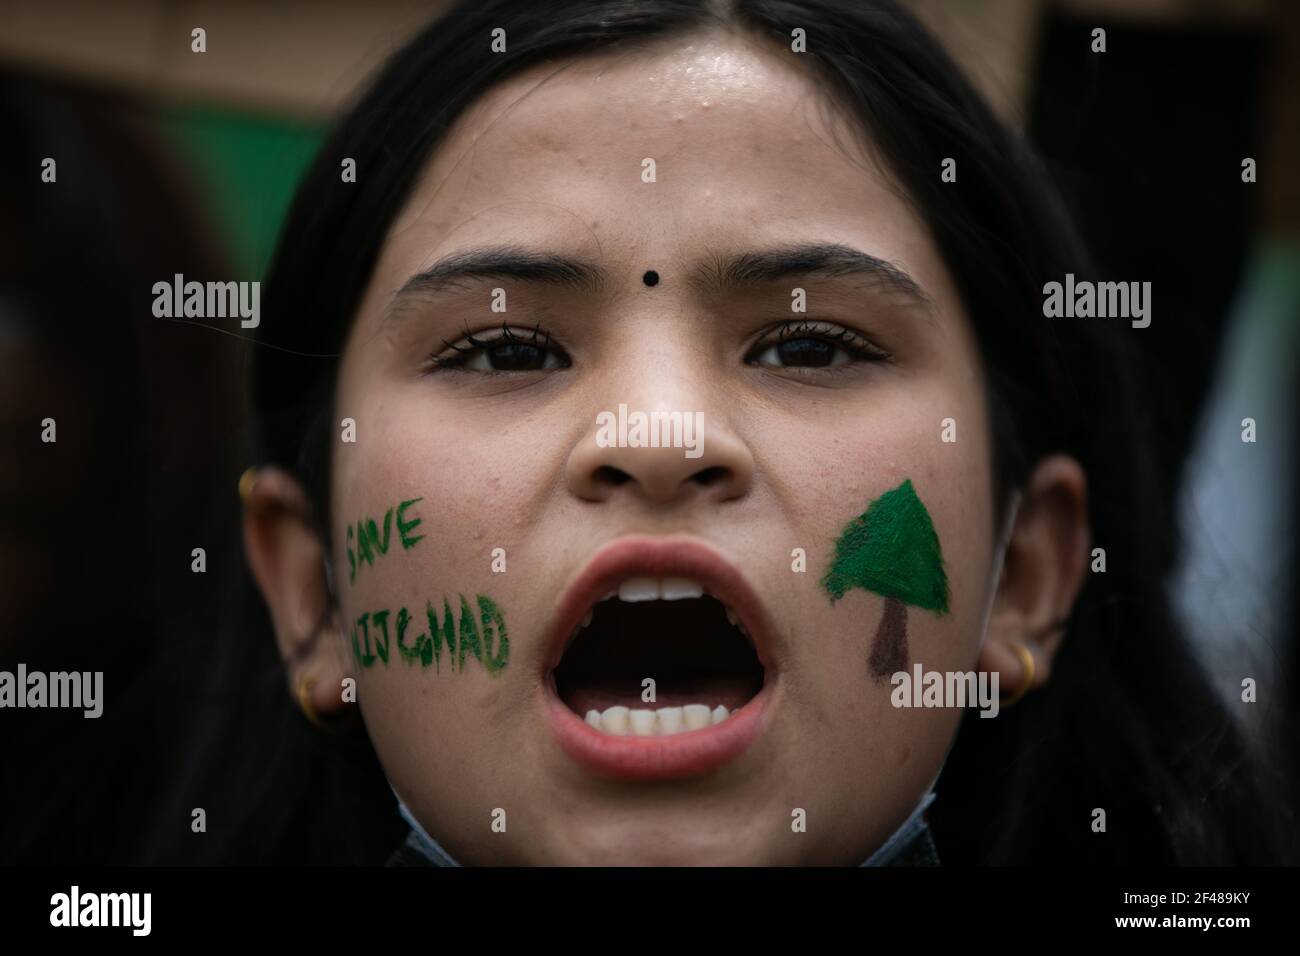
[351,593,508,676]
[821,479,948,612]
[346,497,425,584]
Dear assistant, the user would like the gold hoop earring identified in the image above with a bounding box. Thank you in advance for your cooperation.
[296,673,324,729]
[238,466,258,503]
[1000,641,1036,708]
[296,670,357,734]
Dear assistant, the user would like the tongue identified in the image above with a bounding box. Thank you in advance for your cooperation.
[563,676,757,715]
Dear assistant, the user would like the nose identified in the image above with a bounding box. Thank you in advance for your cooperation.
[566,405,754,506]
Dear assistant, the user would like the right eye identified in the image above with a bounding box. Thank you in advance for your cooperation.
[424,324,571,374]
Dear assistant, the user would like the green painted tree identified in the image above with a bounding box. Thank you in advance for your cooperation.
[820,479,949,677]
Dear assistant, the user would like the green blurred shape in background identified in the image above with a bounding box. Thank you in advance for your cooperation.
[160,105,326,279]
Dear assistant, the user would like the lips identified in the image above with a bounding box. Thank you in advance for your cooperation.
[541,535,778,781]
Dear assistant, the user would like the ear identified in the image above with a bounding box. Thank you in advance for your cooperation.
[242,466,353,724]
[977,454,1089,696]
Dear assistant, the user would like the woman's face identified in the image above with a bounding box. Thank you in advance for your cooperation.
[331,31,997,864]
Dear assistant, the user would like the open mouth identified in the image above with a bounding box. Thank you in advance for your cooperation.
[542,536,778,781]
[553,578,766,735]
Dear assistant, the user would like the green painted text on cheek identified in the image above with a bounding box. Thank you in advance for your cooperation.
[351,593,509,677]
[345,497,425,585]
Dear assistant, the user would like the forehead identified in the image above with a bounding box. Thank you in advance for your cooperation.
[380,30,926,265]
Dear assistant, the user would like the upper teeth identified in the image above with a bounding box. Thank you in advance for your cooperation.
[570,577,749,638]
[617,576,704,602]
[569,580,754,647]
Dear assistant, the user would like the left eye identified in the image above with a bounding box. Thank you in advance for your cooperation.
[750,337,849,368]
[747,322,888,369]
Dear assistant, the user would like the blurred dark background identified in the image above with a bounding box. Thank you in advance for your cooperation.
[0,0,1294,864]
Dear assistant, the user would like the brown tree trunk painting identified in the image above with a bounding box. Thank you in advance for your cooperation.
[867,596,908,680]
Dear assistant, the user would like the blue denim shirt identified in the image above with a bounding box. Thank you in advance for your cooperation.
[386,788,939,866]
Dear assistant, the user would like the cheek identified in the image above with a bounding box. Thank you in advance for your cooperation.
[774,373,995,728]
[328,384,552,780]
[333,379,554,569]
[771,388,992,846]
[765,375,995,608]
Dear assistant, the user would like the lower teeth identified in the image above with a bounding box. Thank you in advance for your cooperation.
[584,703,736,736]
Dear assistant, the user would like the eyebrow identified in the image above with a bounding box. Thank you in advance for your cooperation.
[385,241,933,316]
[391,245,607,302]
[691,242,934,309]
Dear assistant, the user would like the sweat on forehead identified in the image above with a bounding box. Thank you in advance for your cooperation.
[380,33,883,245]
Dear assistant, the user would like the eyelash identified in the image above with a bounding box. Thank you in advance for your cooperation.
[421,319,890,375]
[422,322,570,374]
[745,320,892,371]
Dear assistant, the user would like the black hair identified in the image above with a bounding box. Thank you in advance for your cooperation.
[159,0,1292,864]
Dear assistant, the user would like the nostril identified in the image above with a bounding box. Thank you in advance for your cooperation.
[593,465,633,486]
[691,466,730,486]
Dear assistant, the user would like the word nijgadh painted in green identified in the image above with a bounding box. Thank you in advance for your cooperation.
[351,593,509,676]
[345,497,424,585]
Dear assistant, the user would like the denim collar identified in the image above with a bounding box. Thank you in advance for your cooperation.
[394,794,462,867]
[861,789,938,866]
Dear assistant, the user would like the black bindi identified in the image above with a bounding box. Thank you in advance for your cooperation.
[642,270,659,287]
